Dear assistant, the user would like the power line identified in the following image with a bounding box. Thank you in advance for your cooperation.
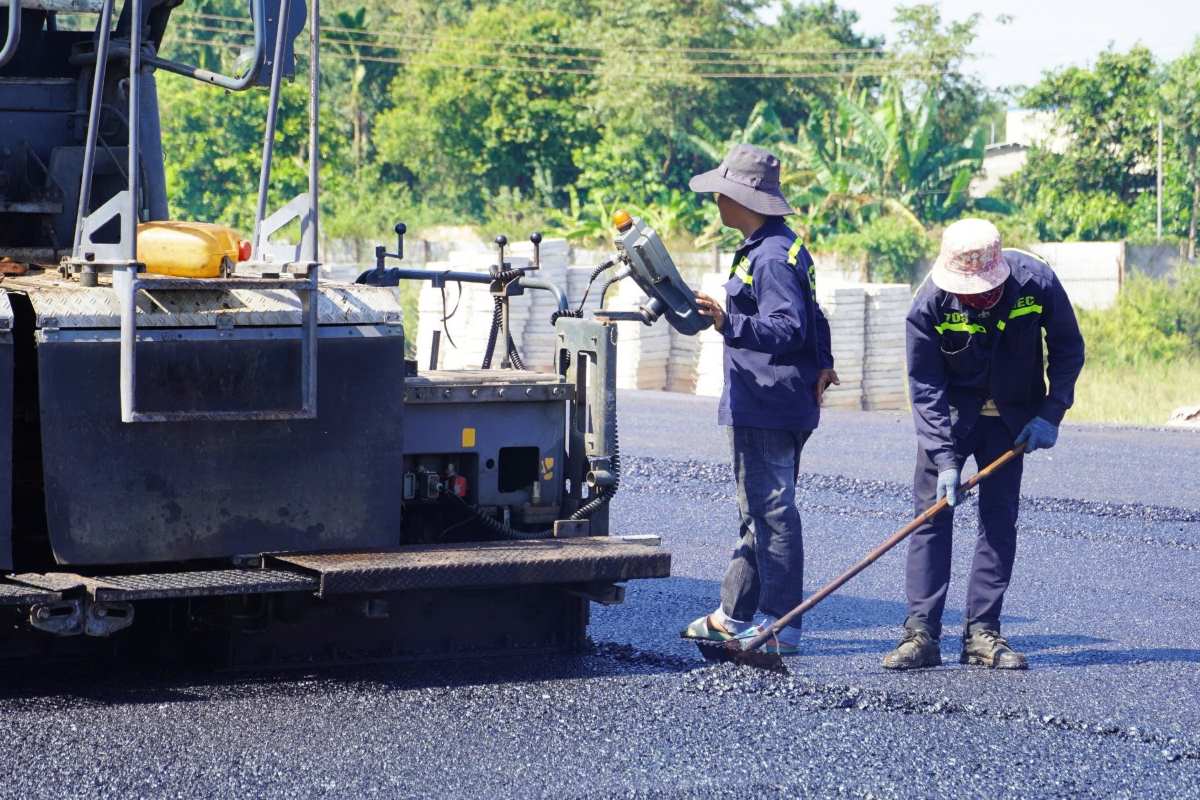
[172,10,942,60]
[172,16,902,69]
[169,36,933,80]
[167,26,934,80]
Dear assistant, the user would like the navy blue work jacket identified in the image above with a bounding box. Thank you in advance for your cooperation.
[719,219,834,432]
[906,249,1086,471]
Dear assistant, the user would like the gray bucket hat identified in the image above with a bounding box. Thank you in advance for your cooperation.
[688,143,795,216]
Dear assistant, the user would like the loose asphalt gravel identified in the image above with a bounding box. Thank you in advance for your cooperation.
[1,390,1198,799]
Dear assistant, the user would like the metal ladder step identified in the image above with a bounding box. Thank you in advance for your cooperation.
[8,568,317,601]
[270,536,672,597]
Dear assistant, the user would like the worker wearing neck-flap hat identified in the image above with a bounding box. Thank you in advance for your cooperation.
[679,144,839,657]
[884,219,1085,671]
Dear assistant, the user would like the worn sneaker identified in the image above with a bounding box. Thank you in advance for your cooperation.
[960,628,1028,670]
[881,628,943,670]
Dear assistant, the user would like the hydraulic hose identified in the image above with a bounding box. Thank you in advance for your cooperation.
[439,489,548,541]
[481,297,503,369]
[480,268,525,370]
[569,411,620,521]
[553,259,615,324]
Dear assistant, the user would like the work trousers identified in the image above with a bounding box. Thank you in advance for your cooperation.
[720,426,811,635]
[905,415,1025,639]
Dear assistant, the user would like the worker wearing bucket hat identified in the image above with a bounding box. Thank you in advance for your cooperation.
[883,218,1085,671]
[680,144,839,656]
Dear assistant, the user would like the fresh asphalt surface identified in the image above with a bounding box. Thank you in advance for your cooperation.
[2,390,1198,798]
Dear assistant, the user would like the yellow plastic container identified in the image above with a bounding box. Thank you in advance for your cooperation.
[137,221,247,278]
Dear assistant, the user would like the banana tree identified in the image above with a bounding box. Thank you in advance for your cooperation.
[686,100,789,165]
[784,78,985,237]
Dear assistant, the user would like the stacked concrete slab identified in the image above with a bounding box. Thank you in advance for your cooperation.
[666,326,701,394]
[862,283,912,410]
[694,272,728,398]
[816,284,867,409]
[415,252,532,370]
[510,238,570,372]
[609,279,671,390]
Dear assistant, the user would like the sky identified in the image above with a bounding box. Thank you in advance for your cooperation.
[777,1,1200,92]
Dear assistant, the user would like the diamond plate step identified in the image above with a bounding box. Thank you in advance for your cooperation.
[10,569,318,601]
[0,581,61,606]
[270,536,672,596]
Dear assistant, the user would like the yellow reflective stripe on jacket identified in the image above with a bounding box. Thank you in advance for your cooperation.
[995,300,1044,331]
[786,238,817,294]
[935,321,987,335]
[729,255,753,285]
[786,239,804,266]
[729,239,809,287]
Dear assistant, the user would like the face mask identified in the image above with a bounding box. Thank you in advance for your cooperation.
[955,286,1003,311]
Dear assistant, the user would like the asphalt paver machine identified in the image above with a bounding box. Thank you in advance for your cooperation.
[0,0,707,664]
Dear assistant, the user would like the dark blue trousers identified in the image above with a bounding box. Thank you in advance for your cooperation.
[904,415,1024,639]
[721,427,811,635]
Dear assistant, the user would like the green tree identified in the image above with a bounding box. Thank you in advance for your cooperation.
[158,75,350,232]
[1001,46,1161,241]
[1162,39,1200,258]
[1024,46,1159,200]
[785,78,984,237]
[572,0,761,208]
[374,4,596,214]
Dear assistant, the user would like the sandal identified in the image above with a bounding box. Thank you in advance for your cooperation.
[680,614,736,642]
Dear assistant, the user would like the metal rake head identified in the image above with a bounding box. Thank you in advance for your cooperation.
[695,639,789,674]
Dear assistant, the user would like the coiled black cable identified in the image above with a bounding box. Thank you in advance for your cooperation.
[569,411,620,521]
[481,297,503,369]
[599,274,624,308]
[481,268,526,370]
[439,489,550,540]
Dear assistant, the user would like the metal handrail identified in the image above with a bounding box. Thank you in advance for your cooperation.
[71,0,115,260]
[65,0,267,91]
[0,0,21,69]
[109,0,321,423]
[114,269,319,423]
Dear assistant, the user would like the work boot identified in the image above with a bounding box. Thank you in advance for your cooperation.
[881,628,942,670]
[960,628,1028,670]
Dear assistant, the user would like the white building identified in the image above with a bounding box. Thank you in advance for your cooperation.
[970,109,1068,198]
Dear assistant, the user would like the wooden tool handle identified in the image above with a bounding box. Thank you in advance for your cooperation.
[745,445,1026,652]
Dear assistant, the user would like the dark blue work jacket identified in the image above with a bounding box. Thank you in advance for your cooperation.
[719,219,834,432]
[906,249,1086,471]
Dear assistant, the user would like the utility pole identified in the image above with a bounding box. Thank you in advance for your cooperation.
[1157,114,1164,243]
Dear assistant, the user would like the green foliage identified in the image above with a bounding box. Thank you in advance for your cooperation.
[819,214,933,283]
[1022,47,1158,200]
[546,186,620,246]
[158,78,341,232]
[1000,43,1200,244]
[1076,265,1200,367]
[1161,38,1200,255]
[152,0,1200,293]
[374,5,596,214]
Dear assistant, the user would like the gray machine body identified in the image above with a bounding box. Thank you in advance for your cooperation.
[403,371,567,513]
[0,1,169,260]
[12,280,406,566]
[0,294,12,570]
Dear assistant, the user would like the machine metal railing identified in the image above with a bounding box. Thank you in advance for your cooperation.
[66,0,322,423]
[0,0,21,69]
